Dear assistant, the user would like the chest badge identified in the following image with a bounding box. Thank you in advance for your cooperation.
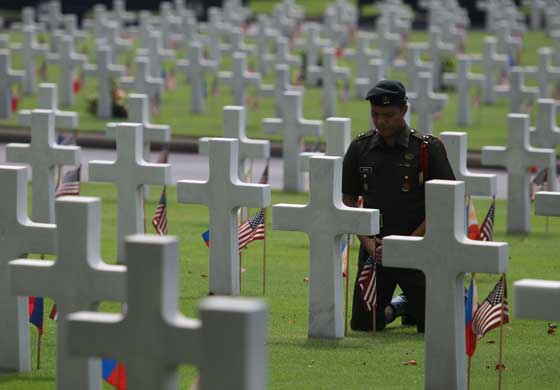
[402,175,410,192]
[404,153,414,160]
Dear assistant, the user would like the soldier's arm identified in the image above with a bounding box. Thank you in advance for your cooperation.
[428,137,456,180]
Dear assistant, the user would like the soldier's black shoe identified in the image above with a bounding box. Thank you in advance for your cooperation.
[385,294,408,324]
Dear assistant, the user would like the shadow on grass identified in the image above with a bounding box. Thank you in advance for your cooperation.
[0,374,54,383]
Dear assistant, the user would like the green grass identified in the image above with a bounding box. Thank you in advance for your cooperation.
[1,27,559,151]
[0,184,559,389]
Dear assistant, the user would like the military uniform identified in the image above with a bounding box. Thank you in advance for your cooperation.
[342,80,455,332]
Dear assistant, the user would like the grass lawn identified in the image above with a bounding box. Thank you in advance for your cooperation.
[0,183,559,389]
[0,24,559,152]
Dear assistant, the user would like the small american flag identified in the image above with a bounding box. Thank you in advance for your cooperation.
[358,255,377,311]
[238,208,266,251]
[479,199,495,241]
[156,148,170,164]
[472,274,509,338]
[152,187,168,235]
[55,166,81,197]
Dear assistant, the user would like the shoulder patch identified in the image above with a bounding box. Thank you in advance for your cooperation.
[355,129,375,140]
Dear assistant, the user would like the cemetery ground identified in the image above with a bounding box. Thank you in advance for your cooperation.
[0,30,559,152]
[0,184,558,389]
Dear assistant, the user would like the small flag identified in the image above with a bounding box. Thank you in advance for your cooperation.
[202,229,210,247]
[57,133,77,145]
[49,303,58,320]
[467,196,480,240]
[258,161,269,184]
[55,166,81,197]
[465,276,478,356]
[358,255,377,311]
[472,274,509,338]
[530,168,548,202]
[11,88,19,112]
[28,296,44,335]
[73,75,81,94]
[479,199,495,242]
[152,187,168,235]
[341,238,349,277]
[238,208,266,251]
[102,358,127,390]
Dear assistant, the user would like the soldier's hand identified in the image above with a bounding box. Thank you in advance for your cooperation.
[375,244,383,262]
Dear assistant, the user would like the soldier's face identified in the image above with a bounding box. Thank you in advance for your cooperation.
[371,103,408,139]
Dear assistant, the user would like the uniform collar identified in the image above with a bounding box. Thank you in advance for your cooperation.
[371,123,411,149]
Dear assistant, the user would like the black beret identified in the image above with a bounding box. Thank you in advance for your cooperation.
[365,80,407,106]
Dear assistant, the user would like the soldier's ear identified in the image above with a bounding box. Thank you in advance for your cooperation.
[401,103,408,116]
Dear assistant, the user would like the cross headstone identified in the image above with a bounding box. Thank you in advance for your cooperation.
[100,21,132,65]
[479,36,508,104]
[9,196,126,390]
[0,166,56,372]
[252,14,278,76]
[394,42,431,95]
[535,191,560,216]
[443,55,483,126]
[308,48,350,118]
[407,72,448,134]
[229,27,256,56]
[482,114,555,233]
[495,21,522,60]
[19,83,78,129]
[300,117,351,172]
[6,110,80,223]
[507,67,538,113]
[428,26,455,91]
[0,50,24,119]
[259,64,301,117]
[383,180,508,390]
[274,36,301,70]
[294,23,329,85]
[355,58,385,99]
[531,99,560,153]
[514,279,560,322]
[137,30,176,79]
[177,41,217,113]
[39,0,63,32]
[85,46,125,118]
[537,47,560,98]
[11,26,47,96]
[89,123,171,262]
[66,235,267,390]
[177,138,271,295]
[343,32,379,80]
[440,132,497,196]
[263,90,323,192]
[46,36,86,107]
[218,52,260,106]
[273,156,378,338]
[199,106,270,180]
[119,56,163,100]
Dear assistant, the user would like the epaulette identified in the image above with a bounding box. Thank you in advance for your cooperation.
[355,129,375,140]
[410,128,432,143]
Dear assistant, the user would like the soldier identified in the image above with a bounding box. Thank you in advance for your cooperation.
[342,80,455,332]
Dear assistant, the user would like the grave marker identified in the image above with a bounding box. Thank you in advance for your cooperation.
[443,55,483,126]
[19,83,78,129]
[218,52,260,106]
[0,50,24,119]
[407,72,447,134]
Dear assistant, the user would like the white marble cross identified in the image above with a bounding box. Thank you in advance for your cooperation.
[440,132,497,197]
[89,123,171,262]
[531,99,560,152]
[228,27,256,56]
[177,138,271,295]
[6,110,80,223]
[274,36,301,70]
[9,197,126,390]
[85,46,125,119]
[537,47,560,98]
[300,117,351,172]
[355,58,385,100]
[479,36,508,104]
[407,72,448,134]
[218,52,261,106]
[263,90,323,192]
[383,180,508,390]
[309,48,350,118]
[252,14,278,76]
[10,26,47,96]
[199,106,270,179]
[508,67,538,113]
[137,30,176,79]
[0,165,56,373]
[428,26,455,91]
[119,56,163,100]
[495,21,522,60]
[514,279,560,322]
[273,156,378,338]
[19,83,78,129]
[39,0,63,31]
[177,41,217,113]
[259,64,301,117]
[66,235,267,390]
[443,54,483,126]
[535,191,560,217]
[394,42,431,95]
[482,114,555,233]
[0,50,24,119]
[46,36,86,107]
[343,32,379,80]
[294,23,329,85]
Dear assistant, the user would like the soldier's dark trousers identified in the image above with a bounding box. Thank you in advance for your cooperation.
[350,247,426,333]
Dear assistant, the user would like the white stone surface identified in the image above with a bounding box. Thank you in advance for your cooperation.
[408,72,447,134]
[443,55,483,126]
[309,49,350,118]
[535,191,560,216]
[394,42,431,95]
[177,41,217,113]
[19,83,78,129]
[137,30,175,79]
[480,36,508,104]
[9,197,126,390]
[89,123,171,262]
[383,180,508,390]
[259,64,301,117]
[274,36,301,70]
[263,90,323,192]
[66,235,267,390]
[482,114,555,233]
[440,132,497,197]
[300,117,351,172]
[294,24,329,85]
[0,50,23,119]
[355,58,385,99]
[428,26,455,91]
[530,99,560,191]
[46,37,86,107]
[10,26,47,96]
[273,156,378,338]
[6,110,80,223]
[508,67,538,113]
[0,166,56,372]
[514,279,560,321]
[119,56,163,101]
[537,47,560,98]
[218,52,260,106]
[177,138,270,295]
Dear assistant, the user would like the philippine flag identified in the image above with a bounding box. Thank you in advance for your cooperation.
[202,229,210,248]
[465,277,478,357]
[102,359,127,389]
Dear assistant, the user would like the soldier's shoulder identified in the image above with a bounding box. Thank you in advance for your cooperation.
[353,129,375,142]
[409,129,442,145]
